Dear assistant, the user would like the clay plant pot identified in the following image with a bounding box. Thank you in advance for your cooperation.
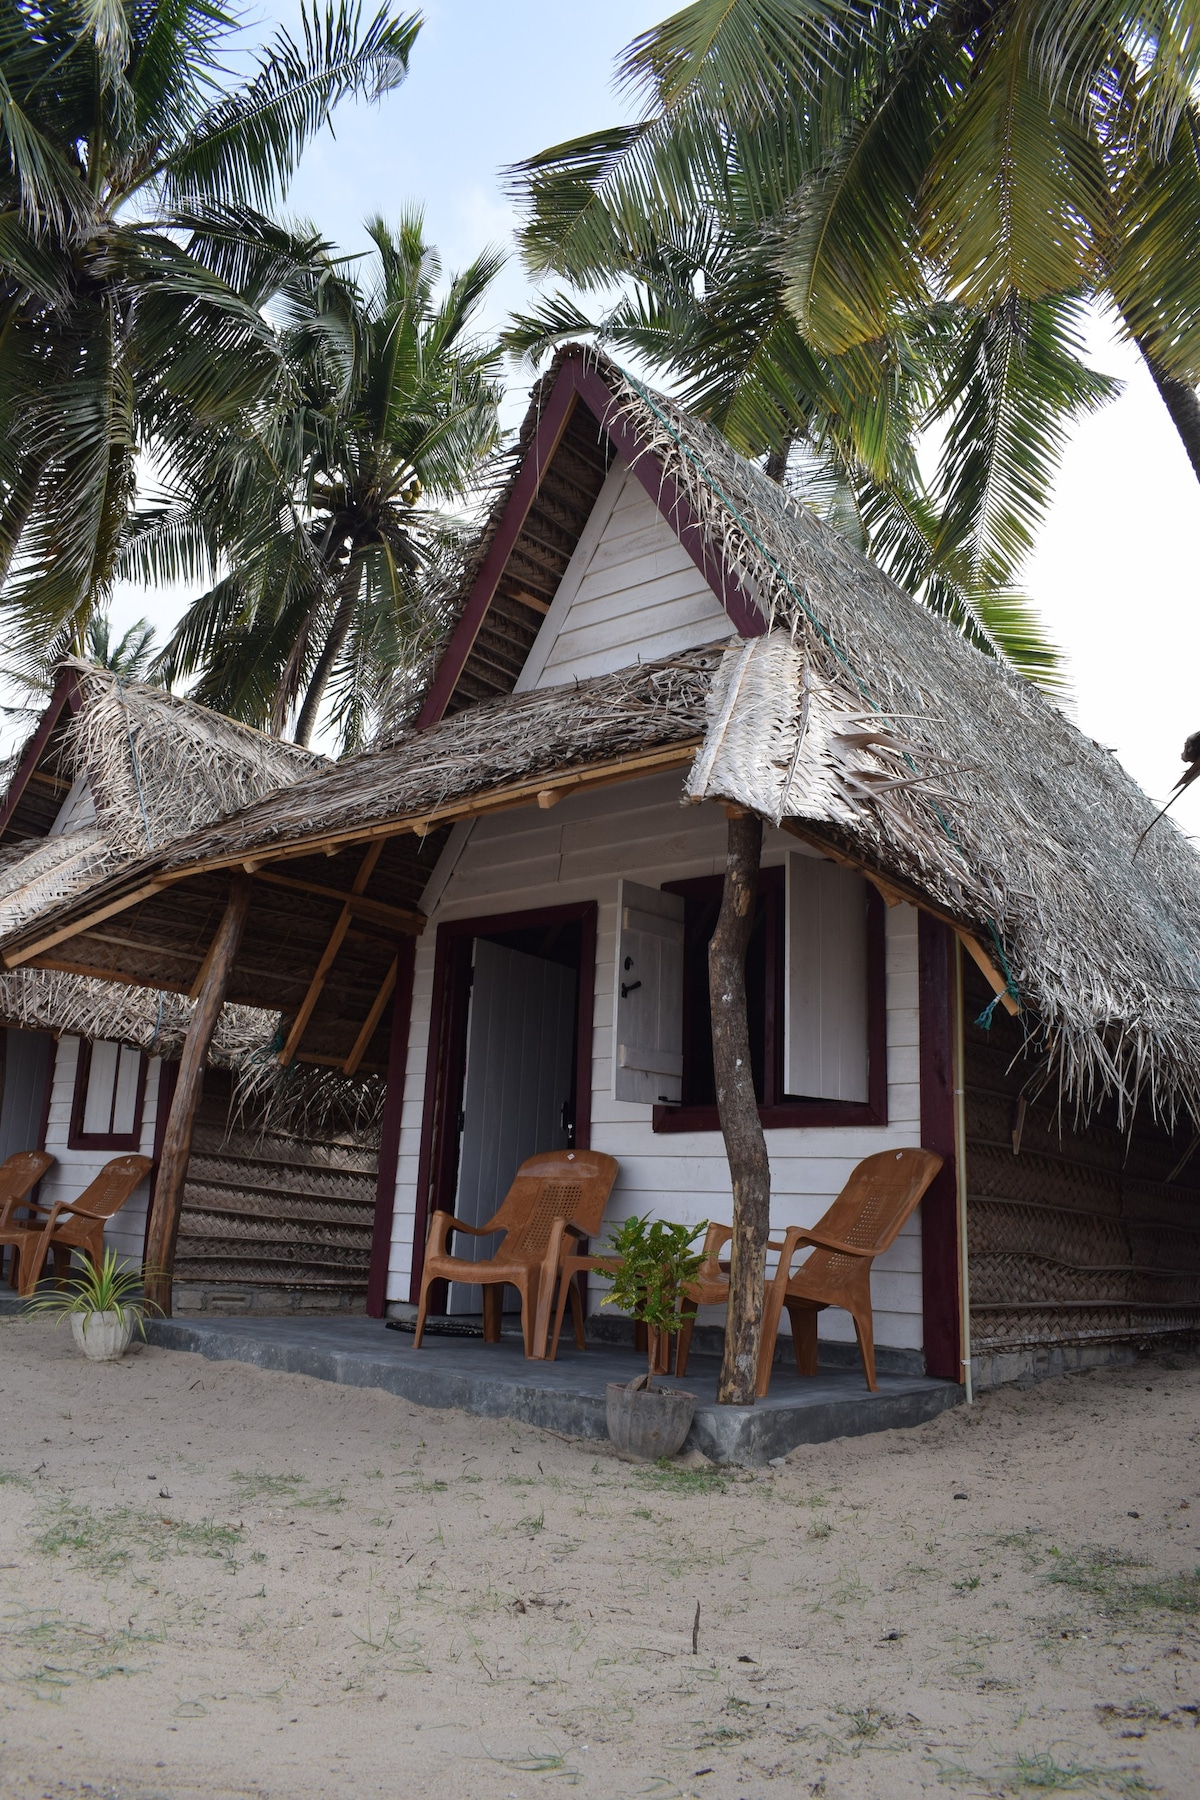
[606,1375,697,1461]
[71,1310,134,1362]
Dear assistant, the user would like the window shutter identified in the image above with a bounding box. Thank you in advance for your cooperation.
[613,880,685,1104]
[785,854,870,1102]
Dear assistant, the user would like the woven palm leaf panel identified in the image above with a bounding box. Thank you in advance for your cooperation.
[963,962,1200,1352]
[172,1071,379,1296]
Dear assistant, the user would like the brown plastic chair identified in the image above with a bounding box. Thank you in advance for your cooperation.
[5,1154,153,1297]
[0,1151,56,1286]
[756,1148,944,1394]
[672,1222,793,1380]
[413,1150,619,1359]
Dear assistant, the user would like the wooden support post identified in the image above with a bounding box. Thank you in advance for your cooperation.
[279,843,383,1066]
[710,811,771,1406]
[144,877,252,1316]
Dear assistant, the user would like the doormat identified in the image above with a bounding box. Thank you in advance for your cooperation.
[386,1317,484,1338]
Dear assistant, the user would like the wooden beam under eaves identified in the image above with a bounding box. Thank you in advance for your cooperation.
[171,741,702,876]
[954,928,1020,1016]
[278,842,384,1066]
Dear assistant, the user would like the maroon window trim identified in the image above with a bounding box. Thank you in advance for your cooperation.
[408,900,597,1305]
[68,1038,148,1151]
[414,353,765,729]
[918,913,962,1382]
[0,669,83,839]
[652,875,887,1133]
[366,937,418,1318]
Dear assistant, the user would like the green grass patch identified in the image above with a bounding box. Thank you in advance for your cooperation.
[0,1606,154,1700]
[32,1501,241,1577]
[939,1751,1155,1793]
[228,1470,344,1510]
[636,1460,731,1496]
[1047,1546,1200,1620]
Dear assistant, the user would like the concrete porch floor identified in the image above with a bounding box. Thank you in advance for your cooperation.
[139,1313,961,1465]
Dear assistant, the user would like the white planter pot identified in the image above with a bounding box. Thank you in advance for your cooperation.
[71,1310,134,1362]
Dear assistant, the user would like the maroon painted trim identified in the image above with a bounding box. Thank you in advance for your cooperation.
[407,900,598,1305]
[144,1057,179,1266]
[414,353,766,729]
[0,669,82,839]
[414,373,581,728]
[652,883,887,1132]
[918,912,961,1382]
[366,937,417,1318]
[573,363,766,640]
[67,1037,148,1151]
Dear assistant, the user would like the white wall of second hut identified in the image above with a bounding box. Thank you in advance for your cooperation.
[40,1036,162,1266]
[387,771,925,1353]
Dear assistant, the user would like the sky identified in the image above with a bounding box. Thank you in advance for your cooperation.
[107,0,1200,835]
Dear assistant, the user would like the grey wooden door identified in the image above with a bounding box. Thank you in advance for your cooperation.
[448,939,577,1314]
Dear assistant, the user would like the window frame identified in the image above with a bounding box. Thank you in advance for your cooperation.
[651,866,888,1133]
[68,1038,148,1151]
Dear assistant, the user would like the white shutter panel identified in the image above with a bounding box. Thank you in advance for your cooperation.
[613,880,685,1104]
[785,854,870,1102]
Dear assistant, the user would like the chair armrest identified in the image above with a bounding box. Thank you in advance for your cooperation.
[0,1197,51,1230]
[425,1211,493,1254]
[46,1203,110,1226]
[780,1226,874,1263]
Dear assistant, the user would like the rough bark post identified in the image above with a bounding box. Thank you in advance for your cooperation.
[710,809,771,1405]
[1138,341,1200,484]
[143,878,252,1316]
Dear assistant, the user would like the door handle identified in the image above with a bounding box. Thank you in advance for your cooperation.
[620,980,642,999]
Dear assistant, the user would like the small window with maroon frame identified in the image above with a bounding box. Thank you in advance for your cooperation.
[652,856,887,1133]
[69,1039,147,1151]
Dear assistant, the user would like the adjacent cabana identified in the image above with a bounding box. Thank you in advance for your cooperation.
[3,348,1197,1383]
[0,663,381,1306]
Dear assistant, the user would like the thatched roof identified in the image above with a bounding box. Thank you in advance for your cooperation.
[2,348,1197,1125]
[163,651,716,869]
[0,662,325,1056]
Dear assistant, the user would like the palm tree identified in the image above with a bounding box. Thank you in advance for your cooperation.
[0,0,420,652]
[144,212,505,749]
[512,1,1200,539]
[506,193,1112,688]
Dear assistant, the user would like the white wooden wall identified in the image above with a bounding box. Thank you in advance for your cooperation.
[388,772,926,1353]
[516,459,735,692]
[40,1036,162,1268]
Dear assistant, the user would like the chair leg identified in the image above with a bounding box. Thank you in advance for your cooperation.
[412,1275,432,1348]
[676,1300,698,1378]
[851,1304,878,1391]
[482,1283,503,1344]
[548,1270,572,1361]
[786,1300,820,1377]
[518,1272,538,1359]
[568,1279,586,1350]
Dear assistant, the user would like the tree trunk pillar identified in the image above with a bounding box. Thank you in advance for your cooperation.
[143,878,252,1315]
[710,809,771,1405]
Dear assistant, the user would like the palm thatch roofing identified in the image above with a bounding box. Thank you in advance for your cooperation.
[0,348,1196,1124]
[0,661,325,1059]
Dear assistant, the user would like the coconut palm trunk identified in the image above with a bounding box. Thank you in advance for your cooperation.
[710,809,771,1406]
[294,554,364,747]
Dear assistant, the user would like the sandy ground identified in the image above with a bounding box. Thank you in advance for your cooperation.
[1,1319,1198,1800]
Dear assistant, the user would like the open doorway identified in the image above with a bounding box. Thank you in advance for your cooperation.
[410,903,596,1309]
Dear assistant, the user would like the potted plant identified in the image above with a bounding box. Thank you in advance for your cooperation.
[28,1249,161,1362]
[602,1215,706,1461]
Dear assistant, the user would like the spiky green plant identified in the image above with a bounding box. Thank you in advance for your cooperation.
[27,1247,161,1336]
